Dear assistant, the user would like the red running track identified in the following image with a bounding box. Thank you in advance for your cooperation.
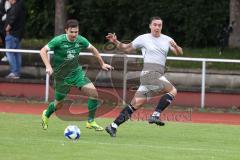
[1,82,240,108]
[0,101,239,125]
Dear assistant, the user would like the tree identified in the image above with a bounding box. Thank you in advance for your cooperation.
[54,0,67,35]
[229,0,240,47]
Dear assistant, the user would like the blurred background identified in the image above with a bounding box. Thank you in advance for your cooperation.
[0,0,240,109]
[14,0,240,48]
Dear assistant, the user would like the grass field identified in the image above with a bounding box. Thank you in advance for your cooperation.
[0,112,239,160]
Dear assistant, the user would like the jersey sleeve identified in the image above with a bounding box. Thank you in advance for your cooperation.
[132,35,144,49]
[79,36,90,49]
[46,36,61,51]
[167,36,174,42]
[166,36,174,49]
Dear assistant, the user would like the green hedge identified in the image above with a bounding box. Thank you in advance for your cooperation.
[24,0,229,47]
[24,0,55,38]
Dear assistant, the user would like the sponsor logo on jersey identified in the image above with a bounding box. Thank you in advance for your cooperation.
[66,50,77,59]
[67,53,75,59]
[75,44,80,48]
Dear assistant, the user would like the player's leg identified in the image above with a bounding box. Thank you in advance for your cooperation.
[149,76,177,125]
[41,81,69,130]
[41,100,65,130]
[81,82,104,131]
[105,89,147,137]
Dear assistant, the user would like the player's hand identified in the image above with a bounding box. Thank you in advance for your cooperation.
[106,33,118,43]
[101,63,114,71]
[46,67,53,75]
[170,40,177,48]
[170,40,183,55]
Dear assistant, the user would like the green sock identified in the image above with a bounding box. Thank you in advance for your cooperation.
[45,102,56,118]
[87,98,99,122]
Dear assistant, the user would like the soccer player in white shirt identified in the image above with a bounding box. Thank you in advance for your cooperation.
[105,16,183,137]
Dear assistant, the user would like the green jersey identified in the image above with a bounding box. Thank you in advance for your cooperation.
[46,34,90,79]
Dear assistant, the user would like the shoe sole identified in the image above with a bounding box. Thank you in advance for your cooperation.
[86,125,104,131]
[148,121,165,126]
[105,127,116,137]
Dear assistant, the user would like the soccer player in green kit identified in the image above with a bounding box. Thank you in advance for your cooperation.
[40,19,113,131]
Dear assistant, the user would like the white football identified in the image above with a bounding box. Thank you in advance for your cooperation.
[64,125,81,140]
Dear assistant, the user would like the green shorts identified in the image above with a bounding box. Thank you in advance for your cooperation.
[54,67,91,101]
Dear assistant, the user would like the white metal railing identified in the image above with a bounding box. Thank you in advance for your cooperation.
[80,52,240,109]
[1,49,240,108]
[0,48,53,102]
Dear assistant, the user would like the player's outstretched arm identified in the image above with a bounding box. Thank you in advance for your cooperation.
[106,33,135,53]
[40,46,53,75]
[170,40,183,56]
[88,44,114,71]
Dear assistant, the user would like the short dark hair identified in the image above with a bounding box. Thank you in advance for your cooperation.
[150,16,162,24]
[65,19,79,29]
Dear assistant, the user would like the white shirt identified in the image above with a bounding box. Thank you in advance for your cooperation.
[132,33,173,66]
[1,0,11,21]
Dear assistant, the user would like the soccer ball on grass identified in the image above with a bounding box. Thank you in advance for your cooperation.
[64,125,81,140]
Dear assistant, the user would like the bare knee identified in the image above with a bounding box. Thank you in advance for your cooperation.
[131,94,147,109]
[169,87,177,97]
[82,83,98,99]
[85,88,98,99]
[91,89,98,99]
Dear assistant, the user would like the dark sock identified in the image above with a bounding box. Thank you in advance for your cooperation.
[155,93,174,113]
[113,104,136,126]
